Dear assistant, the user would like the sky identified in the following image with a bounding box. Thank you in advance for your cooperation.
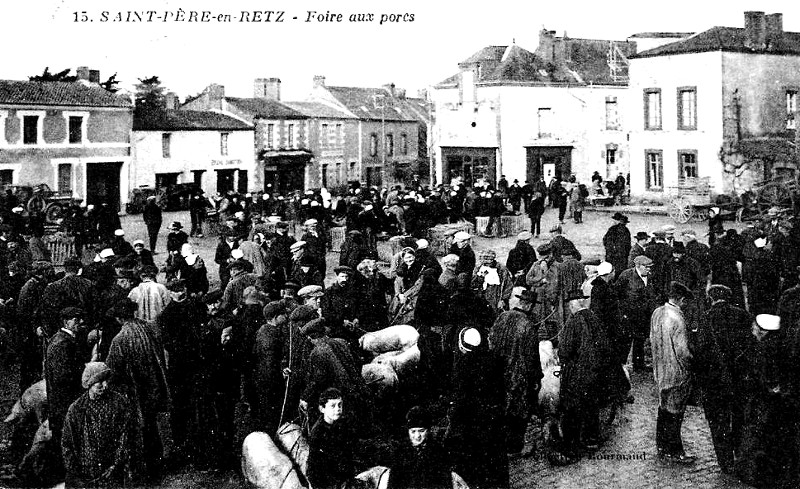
[2,1,799,102]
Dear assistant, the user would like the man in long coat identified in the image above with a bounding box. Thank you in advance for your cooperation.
[549,248,586,329]
[651,281,695,464]
[645,231,672,304]
[743,235,781,315]
[588,262,629,405]
[506,231,537,285]
[105,301,172,482]
[557,291,614,463]
[40,258,96,334]
[252,301,290,433]
[321,266,363,345]
[615,255,659,372]
[16,261,53,392]
[709,230,746,308]
[488,287,542,455]
[603,212,631,279]
[694,285,752,475]
[627,231,650,269]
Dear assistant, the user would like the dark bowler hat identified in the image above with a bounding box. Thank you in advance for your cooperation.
[635,231,650,241]
[612,212,629,223]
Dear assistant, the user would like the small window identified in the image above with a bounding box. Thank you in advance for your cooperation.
[787,90,798,129]
[335,123,342,144]
[386,133,394,157]
[267,124,275,149]
[677,87,697,130]
[321,124,328,146]
[220,132,229,156]
[401,133,408,155]
[606,149,616,166]
[321,163,328,188]
[288,124,295,148]
[679,150,698,178]
[57,164,72,193]
[605,98,620,130]
[162,133,171,158]
[23,116,38,145]
[370,133,378,157]
[68,116,83,144]
[645,150,663,191]
[537,108,552,138]
[644,89,662,130]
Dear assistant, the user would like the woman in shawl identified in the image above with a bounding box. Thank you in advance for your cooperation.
[177,243,209,296]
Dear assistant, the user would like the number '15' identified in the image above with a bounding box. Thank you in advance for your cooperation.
[73,11,89,22]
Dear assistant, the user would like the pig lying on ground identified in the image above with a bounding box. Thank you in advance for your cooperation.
[372,344,420,377]
[275,422,310,479]
[4,380,47,425]
[242,431,306,489]
[359,325,419,354]
[538,340,563,445]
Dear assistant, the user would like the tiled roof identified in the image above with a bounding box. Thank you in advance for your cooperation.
[282,101,356,119]
[133,109,252,131]
[325,86,420,122]
[0,80,132,108]
[628,32,695,39]
[459,46,508,65]
[436,41,634,88]
[226,97,307,119]
[632,26,800,58]
[400,97,431,125]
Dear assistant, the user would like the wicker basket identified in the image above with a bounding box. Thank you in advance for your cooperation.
[501,215,528,237]
[428,222,475,257]
[329,227,346,253]
[43,234,76,267]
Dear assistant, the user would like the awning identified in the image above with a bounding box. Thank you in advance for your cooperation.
[259,149,313,159]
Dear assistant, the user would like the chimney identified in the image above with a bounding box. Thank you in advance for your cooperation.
[744,11,767,50]
[207,83,225,101]
[254,77,281,100]
[766,13,783,48]
[538,29,556,61]
[76,66,90,81]
[383,83,396,97]
[89,70,100,84]
[417,89,428,100]
[396,88,406,100]
[313,75,326,88]
[164,92,178,110]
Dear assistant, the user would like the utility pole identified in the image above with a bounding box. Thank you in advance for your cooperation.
[373,93,386,186]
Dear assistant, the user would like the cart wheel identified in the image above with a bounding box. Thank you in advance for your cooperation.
[44,203,64,223]
[669,198,694,223]
[27,195,46,214]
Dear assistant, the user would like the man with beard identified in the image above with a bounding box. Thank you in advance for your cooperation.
[157,279,207,466]
[448,232,476,276]
[45,307,89,475]
[488,287,542,455]
[615,255,659,372]
[105,300,171,482]
[356,259,392,332]
[321,266,363,346]
[603,213,631,279]
[694,285,751,475]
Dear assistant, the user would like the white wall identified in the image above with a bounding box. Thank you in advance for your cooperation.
[131,129,255,195]
[628,51,724,200]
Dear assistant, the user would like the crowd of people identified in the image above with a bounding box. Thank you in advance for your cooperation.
[0,173,797,489]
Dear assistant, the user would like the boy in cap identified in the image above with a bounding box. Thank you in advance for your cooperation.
[388,405,452,489]
[306,387,357,489]
[62,362,140,487]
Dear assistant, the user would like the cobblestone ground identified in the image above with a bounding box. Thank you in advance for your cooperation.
[0,206,752,488]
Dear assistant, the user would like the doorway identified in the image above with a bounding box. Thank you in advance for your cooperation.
[525,146,573,183]
[86,162,122,210]
[216,169,235,194]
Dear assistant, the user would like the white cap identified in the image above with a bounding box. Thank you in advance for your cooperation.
[231,249,244,260]
[756,314,781,331]
[99,248,115,258]
[290,241,306,252]
[301,199,310,205]
[310,201,320,207]
[234,211,245,219]
[87,204,95,210]
[453,231,471,242]
[416,239,429,250]
[303,219,318,226]
[12,206,23,213]
[597,261,614,276]
[262,194,270,200]
[133,239,145,246]
[114,229,125,237]
[754,237,767,248]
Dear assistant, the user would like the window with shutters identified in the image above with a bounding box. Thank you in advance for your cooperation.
[677,87,697,130]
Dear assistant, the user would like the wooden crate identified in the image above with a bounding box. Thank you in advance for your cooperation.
[501,215,528,237]
[329,227,346,252]
[43,234,76,266]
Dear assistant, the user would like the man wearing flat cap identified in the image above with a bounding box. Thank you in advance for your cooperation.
[449,231,476,276]
[45,306,89,466]
[615,254,660,372]
[321,266,363,345]
[603,212,631,280]
[506,231,537,285]
[62,362,141,488]
[651,281,695,464]
[298,284,325,310]
[693,284,751,475]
